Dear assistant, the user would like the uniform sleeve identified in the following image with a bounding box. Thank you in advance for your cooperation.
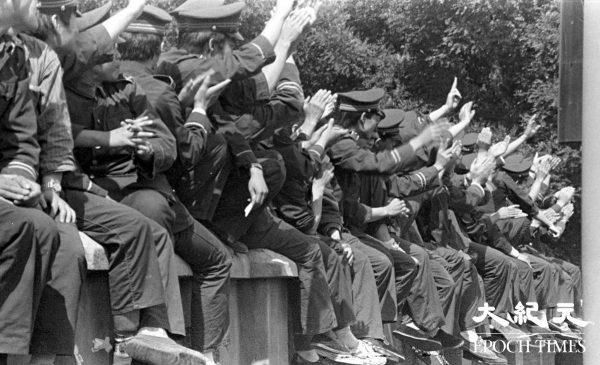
[387,166,440,198]
[249,61,304,134]
[495,172,539,216]
[446,173,489,212]
[329,137,417,174]
[211,35,275,82]
[318,186,344,235]
[128,82,177,177]
[0,43,39,181]
[57,25,114,84]
[154,88,213,169]
[36,46,76,175]
[61,169,108,197]
[210,104,259,168]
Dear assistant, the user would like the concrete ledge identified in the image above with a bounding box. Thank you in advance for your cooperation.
[81,233,299,280]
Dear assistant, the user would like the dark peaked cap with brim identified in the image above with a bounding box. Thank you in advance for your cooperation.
[126,5,172,35]
[37,0,82,16]
[171,0,246,41]
[337,88,386,118]
[74,1,112,31]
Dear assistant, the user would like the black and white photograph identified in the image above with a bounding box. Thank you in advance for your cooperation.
[0,0,595,364]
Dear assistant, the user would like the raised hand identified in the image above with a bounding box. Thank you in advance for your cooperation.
[317,119,349,147]
[415,120,451,148]
[273,0,295,19]
[524,114,541,138]
[279,8,313,44]
[562,203,575,220]
[304,89,334,125]
[470,155,495,185]
[312,164,334,191]
[488,136,511,157]
[555,186,576,205]
[445,77,462,112]
[477,127,493,148]
[434,139,460,170]
[496,205,527,219]
[458,101,476,124]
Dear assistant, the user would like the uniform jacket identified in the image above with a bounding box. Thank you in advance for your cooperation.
[20,33,76,176]
[0,34,39,181]
[157,35,275,169]
[119,60,223,229]
[66,75,177,200]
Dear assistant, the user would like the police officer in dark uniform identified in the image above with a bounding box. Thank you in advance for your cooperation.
[271,113,403,362]
[376,111,512,362]
[117,6,233,358]
[0,29,59,361]
[327,89,468,354]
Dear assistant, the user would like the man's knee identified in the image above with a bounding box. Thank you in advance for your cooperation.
[123,190,174,228]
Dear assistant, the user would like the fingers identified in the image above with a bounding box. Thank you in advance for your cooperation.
[452,76,458,90]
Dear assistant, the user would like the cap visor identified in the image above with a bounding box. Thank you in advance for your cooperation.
[75,9,82,17]
[117,36,126,44]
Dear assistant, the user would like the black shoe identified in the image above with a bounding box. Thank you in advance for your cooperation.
[362,338,405,363]
[393,324,442,352]
[292,353,335,365]
[432,331,464,350]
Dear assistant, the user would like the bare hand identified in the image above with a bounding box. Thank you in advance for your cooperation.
[555,186,575,205]
[41,189,76,223]
[340,242,354,266]
[416,120,451,147]
[385,198,410,217]
[458,101,475,124]
[0,174,31,202]
[562,203,575,220]
[8,175,41,207]
[435,139,460,170]
[488,136,511,157]
[248,167,269,206]
[524,114,541,138]
[279,8,313,44]
[317,119,348,147]
[273,0,295,19]
[496,205,526,219]
[477,127,492,148]
[470,155,495,185]
[445,77,462,112]
[303,89,334,125]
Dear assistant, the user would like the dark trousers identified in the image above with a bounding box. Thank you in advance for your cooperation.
[0,202,58,355]
[341,232,396,340]
[30,223,85,355]
[352,231,446,332]
[116,188,189,336]
[239,211,337,340]
[64,190,173,336]
[401,241,446,332]
[428,249,460,335]
[174,219,232,351]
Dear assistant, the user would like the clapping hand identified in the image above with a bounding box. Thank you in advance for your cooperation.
[445,77,462,112]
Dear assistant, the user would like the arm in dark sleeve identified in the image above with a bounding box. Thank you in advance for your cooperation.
[480,214,514,255]
[128,83,176,177]
[210,105,258,169]
[62,170,108,197]
[387,166,440,198]
[329,137,417,174]
[318,186,344,235]
[0,43,39,181]
[213,35,275,82]
[56,25,114,84]
[446,173,489,212]
[495,171,539,216]
[154,89,213,169]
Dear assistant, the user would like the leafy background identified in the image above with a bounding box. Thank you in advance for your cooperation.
[83,0,581,265]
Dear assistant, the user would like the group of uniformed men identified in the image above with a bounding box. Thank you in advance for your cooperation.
[0,0,584,364]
